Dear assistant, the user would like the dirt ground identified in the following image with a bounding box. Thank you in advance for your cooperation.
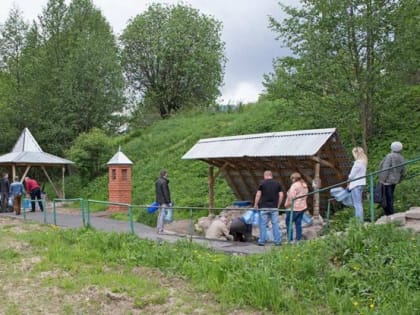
[0,216,262,315]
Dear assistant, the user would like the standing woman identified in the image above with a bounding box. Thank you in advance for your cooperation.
[348,147,368,221]
[284,172,308,242]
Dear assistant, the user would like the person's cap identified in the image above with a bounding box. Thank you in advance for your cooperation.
[390,141,403,152]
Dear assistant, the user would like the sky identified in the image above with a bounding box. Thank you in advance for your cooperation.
[0,0,295,104]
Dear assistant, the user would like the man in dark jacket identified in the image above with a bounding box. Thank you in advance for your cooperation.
[0,173,10,212]
[155,169,171,234]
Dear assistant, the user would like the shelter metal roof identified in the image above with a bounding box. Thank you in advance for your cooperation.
[182,128,337,159]
[0,128,74,165]
[181,128,351,210]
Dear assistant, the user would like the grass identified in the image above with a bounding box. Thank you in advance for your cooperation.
[2,217,418,314]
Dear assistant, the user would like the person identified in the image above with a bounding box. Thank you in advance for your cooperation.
[253,170,284,246]
[155,169,171,234]
[205,216,234,241]
[379,141,406,215]
[229,215,253,242]
[0,173,10,212]
[24,176,44,212]
[284,172,309,242]
[9,176,25,215]
[347,147,368,221]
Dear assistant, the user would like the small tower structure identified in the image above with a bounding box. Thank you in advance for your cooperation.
[107,148,133,211]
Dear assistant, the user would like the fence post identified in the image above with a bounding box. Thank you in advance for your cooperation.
[86,200,91,227]
[80,198,85,227]
[287,201,294,241]
[53,200,57,225]
[369,175,375,223]
[129,205,134,234]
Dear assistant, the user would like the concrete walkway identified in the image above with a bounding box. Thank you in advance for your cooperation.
[0,210,275,255]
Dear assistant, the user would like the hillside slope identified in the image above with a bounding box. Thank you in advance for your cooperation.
[82,99,420,214]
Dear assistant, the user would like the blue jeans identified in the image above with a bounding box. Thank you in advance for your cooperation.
[157,203,168,233]
[258,210,281,245]
[285,210,304,241]
[351,186,364,221]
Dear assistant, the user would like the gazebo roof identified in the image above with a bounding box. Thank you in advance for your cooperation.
[0,128,74,166]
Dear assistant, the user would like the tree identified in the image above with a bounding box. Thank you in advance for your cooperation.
[265,0,419,151]
[16,0,125,154]
[120,3,226,119]
[0,5,29,151]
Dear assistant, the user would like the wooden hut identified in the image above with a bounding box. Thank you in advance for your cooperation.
[182,128,351,218]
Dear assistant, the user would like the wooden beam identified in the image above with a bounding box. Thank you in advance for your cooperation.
[41,166,62,198]
[208,165,215,213]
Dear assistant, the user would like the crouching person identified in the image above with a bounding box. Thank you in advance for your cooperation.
[205,216,233,241]
[229,216,253,242]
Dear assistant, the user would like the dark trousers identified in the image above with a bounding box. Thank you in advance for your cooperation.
[30,188,44,212]
[286,210,304,241]
[383,184,396,216]
[1,192,9,212]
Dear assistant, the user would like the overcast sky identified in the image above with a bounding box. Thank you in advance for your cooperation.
[0,0,295,104]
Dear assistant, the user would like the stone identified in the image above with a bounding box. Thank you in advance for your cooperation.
[389,213,406,226]
[405,208,420,220]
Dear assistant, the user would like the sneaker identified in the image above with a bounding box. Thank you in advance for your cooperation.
[258,243,265,246]
[274,243,282,246]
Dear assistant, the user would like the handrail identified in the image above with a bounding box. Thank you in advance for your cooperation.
[290,156,420,227]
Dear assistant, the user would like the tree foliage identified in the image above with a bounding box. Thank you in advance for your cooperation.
[120,3,226,119]
[66,127,114,183]
[0,0,125,155]
[264,0,420,151]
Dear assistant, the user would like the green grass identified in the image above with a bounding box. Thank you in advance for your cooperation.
[10,221,419,314]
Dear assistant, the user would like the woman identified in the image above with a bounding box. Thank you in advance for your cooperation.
[284,172,308,242]
[348,147,368,221]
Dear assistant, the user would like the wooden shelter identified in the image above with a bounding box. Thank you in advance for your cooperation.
[0,128,74,198]
[182,128,351,218]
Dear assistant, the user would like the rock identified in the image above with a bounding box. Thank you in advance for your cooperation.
[389,213,406,226]
[405,207,420,220]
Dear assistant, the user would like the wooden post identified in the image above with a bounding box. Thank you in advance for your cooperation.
[62,166,65,199]
[312,158,321,221]
[208,165,214,214]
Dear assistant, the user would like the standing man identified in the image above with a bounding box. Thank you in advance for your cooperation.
[254,170,284,246]
[24,176,44,212]
[9,176,25,215]
[0,173,10,212]
[155,169,171,234]
[379,141,406,215]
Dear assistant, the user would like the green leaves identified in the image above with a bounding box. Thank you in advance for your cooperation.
[120,3,226,119]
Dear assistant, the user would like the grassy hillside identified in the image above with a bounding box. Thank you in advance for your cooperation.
[77,99,419,221]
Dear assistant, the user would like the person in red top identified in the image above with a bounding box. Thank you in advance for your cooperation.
[24,176,44,212]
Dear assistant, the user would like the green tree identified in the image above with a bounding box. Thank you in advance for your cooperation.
[120,3,226,119]
[265,0,419,151]
[66,128,114,183]
[13,0,125,155]
[0,5,29,151]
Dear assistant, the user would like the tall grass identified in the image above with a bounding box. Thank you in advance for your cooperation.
[21,222,420,314]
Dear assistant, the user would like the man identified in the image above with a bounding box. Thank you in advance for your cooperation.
[24,176,44,212]
[254,170,284,246]
[155,169,171,234]
[9,176,25,215]
[229,215,253,242]
[206,216,234,241]
[0,173,10,212]
[379,141,406,215]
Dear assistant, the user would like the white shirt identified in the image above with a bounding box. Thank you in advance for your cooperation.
[348,160,367,190]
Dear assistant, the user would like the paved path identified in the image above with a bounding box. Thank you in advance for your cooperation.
[0,210,275,255]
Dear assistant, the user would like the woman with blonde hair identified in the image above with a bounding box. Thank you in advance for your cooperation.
[348,147,368,220]
[284,172,308,242]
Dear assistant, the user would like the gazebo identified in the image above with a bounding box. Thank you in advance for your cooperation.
[0,128,74,198]
[182,128,352,218]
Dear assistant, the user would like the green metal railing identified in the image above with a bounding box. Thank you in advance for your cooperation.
[289,156,420,235]
[86,199,134,234]
[22,197,47,223]
[52,198,84,226]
